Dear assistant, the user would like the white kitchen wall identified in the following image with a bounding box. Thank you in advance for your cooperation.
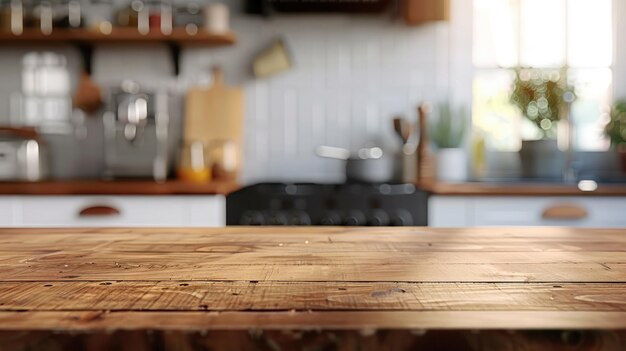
[226,17,447,183]
[0,0,450,183]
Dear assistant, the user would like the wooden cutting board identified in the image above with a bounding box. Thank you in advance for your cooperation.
[184,67,244,146]
[183,67,244,180]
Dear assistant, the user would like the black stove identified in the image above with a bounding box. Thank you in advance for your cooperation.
[226,183,428,226]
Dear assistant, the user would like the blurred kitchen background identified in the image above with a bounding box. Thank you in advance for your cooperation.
[1,0,626,228]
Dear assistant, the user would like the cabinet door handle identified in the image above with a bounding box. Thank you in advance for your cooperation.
[542,204,588,220]
[78,205,120,217]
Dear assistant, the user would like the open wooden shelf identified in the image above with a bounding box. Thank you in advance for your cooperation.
[0,27,236,74]
[420,180,626,196]
[0,27,236,45]
[0,180,240,196]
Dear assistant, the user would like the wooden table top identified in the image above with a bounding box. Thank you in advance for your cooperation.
[0,227,625,332]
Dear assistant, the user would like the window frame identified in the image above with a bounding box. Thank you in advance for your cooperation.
[447,0,624,152]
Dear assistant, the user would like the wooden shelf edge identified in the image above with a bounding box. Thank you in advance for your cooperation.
[0,28,237,45]
[420,181,626,196]
[0,180,240,196]
[404,0,450,25]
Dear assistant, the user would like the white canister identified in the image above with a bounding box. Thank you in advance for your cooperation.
[204,3,229,33]
[436,148,468,183]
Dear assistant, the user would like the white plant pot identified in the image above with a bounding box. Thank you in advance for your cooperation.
[436,148,468,182]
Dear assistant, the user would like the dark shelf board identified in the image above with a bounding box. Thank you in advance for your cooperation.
[0,180,240,196]
[0,28,236,74]
[0,28,236,46]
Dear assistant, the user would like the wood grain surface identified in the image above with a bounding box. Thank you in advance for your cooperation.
[0,227,624,332]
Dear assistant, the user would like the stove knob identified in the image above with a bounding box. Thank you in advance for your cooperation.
[267,211,288,225]
[390,209,413,226]
[240,210,265,225]
[367,209,390,226]
[289,211,311,225]
[343,210,366,226]
[320,211,341,226]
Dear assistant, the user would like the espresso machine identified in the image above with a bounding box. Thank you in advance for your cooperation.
[102,81,178,181]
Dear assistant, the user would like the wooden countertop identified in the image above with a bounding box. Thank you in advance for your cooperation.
[0,180,239,196]
[421,181,626,196]
[3,180,626,197]
[0,227,625,333]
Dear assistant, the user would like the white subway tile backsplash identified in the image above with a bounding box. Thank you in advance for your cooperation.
[283,90,298,157]
[365,103,380,136]
[311,104,326,144]
[254,83,270,127]
[295,91,314,158]
[93,44,174,86]
[268,88,285,159]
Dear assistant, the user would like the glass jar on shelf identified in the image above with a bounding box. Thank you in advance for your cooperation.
[146,0,171,33]
[52,0,82,29]
[86,0,113,34]
[208,138,239,181]
[204,2,229,34]
[1,0,26,34]
[159,0,172,34]
[178,140,212,183]
[116,0,141,28]
[146,0,159,29]
[174,0,202,35]
[32,0,53,34]
[0,0,11,32]
[134,0,148,34]
[21,0,36,29]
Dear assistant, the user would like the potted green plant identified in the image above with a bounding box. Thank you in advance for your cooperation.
[430,103,468,182]
[510,68,575,179]
[604,100,626,173]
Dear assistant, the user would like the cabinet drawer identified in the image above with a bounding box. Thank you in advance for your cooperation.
[15,196,225,227]
[428,196,471,227]
[472,197,626,227]
[0,197,13,226]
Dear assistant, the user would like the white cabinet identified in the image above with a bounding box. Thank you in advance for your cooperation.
[0,197,14,225]
[0,196,225,227]
[428,196,472,227]
[429,196,626,228]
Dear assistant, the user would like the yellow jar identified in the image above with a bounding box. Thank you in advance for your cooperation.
[177,141,211,183]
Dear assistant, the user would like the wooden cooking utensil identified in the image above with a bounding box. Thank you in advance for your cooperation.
[416,103,436,185]
[73,71,102,115]
[393,116,411,144]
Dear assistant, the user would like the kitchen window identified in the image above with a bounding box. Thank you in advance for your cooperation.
[472,0,613,151]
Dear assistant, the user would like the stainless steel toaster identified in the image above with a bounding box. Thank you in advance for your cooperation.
[0,128,48,181]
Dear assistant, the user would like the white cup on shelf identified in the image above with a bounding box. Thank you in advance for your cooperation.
[204,3,229,33]
[436,148,468,183]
